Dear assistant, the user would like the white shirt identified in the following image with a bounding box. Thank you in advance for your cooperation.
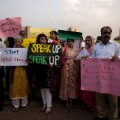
[0,41,6,48]
[81,41,85,48]
[76,48,89,59]
[48,39,53,43]
[91,40,120,58]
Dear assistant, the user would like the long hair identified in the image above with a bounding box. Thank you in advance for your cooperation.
[50,31,58,40]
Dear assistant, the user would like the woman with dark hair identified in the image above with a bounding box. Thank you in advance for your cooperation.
[59,38,79,109]
[33,33,53,115]
[36,33,48,43]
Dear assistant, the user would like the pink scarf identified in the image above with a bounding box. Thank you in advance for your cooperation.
[85,35,95,54]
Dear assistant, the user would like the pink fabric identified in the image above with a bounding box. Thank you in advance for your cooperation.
[64,46,79,58]
[0,17,22,38]
[78,35,96,108]
[78,68,96,108]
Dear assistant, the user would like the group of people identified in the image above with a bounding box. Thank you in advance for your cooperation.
[0,26,120,120]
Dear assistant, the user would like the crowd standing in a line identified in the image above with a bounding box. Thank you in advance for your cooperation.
[0,26,120,120]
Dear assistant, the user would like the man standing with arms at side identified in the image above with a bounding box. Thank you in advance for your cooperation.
[92,26,120,120]
[0,38,6,111]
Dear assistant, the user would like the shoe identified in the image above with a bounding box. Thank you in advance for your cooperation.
[66,103,70,110]
[44,107,51,115]
[41,107,46,112]
[94,117,108,120]
[22,106,27,110]
[70,102,74,109]
[12,107,18,112]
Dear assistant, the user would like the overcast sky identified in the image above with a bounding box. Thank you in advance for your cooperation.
[0,0,120,39]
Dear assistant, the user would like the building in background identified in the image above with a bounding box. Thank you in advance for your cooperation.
[21,26,83,47]
[22,26,54,38]
[67,26,79,32]
[22,26,54,47]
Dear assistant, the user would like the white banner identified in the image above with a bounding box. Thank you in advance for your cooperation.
[0,48,28,66]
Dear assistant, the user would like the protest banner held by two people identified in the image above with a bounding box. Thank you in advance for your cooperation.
[81,58,120,96]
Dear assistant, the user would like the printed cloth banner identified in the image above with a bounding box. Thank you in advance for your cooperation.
[0,48,28,66]
[0,17,22,38]
[81,58,120,96]
[28,43,62,66]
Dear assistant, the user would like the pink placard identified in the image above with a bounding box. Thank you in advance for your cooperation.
[0,17,22,38]
[81,58,120,96]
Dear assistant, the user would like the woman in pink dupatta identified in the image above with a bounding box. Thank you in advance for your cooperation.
[76,35,96,110]
[59,38,79,109]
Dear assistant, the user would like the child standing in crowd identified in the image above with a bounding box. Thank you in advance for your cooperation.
[33,34,54,115]
[48,31,60,44]
[10,35,29,112]
[48,30,61,100]
[59,38,79,109]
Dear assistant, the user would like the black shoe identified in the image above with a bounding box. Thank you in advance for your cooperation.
[94,117,108,120]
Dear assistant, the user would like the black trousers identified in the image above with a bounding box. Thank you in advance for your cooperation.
[0,67,4,111]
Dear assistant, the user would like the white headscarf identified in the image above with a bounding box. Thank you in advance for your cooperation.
[14,35,23,41]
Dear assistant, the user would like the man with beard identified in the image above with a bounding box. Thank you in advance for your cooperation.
[92,26,120,120]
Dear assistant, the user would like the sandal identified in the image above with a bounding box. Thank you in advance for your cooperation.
[12,107,18,112]
[66,102,70,110]
[70,101,74,109]
[44,108,51,115]
[41,107,46,112]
